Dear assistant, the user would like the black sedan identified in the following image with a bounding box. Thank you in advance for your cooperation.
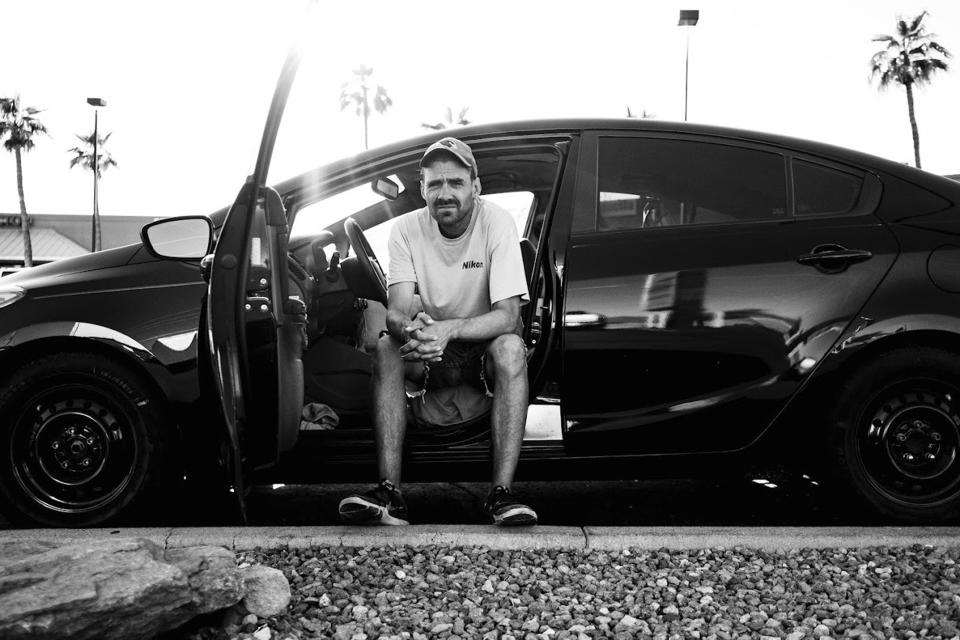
[2,60,960,529]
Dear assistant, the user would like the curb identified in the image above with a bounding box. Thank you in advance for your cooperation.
[2,526,959,552]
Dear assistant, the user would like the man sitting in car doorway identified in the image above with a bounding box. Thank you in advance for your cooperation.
[338,137,536,526]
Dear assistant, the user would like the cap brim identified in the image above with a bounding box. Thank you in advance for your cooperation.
[420,148,472,170]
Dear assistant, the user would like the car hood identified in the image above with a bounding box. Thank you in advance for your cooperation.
[2,244,145,286]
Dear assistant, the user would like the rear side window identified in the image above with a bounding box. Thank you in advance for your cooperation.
[596,137,787,232]
[794,159,863,216]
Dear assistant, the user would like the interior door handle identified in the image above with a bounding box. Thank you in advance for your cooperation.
[796,246,873,266]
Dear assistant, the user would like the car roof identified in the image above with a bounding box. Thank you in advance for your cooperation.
[208,118,959,225]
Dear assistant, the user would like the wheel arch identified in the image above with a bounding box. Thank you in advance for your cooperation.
[0,324,178,421]
[760,327,960,455]
[824,328,960,380]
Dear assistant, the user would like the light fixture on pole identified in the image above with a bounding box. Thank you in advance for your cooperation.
[678,10,699,122]
[86,97,106,251]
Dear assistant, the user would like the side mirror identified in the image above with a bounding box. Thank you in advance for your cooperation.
[141,216,213,260]
[371,177,400,200]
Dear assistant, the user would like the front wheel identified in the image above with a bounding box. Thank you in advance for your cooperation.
[830,347,960,523]
[0,352,173,527]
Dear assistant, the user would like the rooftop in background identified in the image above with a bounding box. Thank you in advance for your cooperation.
[0,214,158,267]
[0,226,88,263]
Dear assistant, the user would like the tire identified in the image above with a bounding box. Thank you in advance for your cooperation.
[0,352,172,527]
[829,346,960,523]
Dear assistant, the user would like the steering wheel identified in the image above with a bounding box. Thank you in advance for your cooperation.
[343,217,388,306]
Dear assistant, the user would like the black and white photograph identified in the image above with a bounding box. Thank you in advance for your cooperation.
[1,1,958,638]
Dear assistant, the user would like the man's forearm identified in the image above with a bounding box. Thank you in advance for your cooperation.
[448,308,519,342]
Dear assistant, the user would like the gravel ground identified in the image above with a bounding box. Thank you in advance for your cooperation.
[170,544,960,640]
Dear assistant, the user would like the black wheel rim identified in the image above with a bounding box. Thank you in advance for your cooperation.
[859,380,960,507]
[9,380,139,515]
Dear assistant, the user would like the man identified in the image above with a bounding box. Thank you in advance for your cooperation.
[338,137,536,526]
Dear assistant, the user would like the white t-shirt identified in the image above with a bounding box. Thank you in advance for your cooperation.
[387,197,529,320]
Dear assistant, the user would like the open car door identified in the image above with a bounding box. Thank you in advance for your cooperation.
[206,41,307,522]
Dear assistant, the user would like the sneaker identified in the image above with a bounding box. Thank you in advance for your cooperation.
[338,480,410,525]
[484,485,537,526]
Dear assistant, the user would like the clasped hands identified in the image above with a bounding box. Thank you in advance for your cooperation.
[399,312,455,363]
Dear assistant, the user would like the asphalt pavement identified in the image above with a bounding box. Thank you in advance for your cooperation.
[243,473,883,528]
[3,470,959,547]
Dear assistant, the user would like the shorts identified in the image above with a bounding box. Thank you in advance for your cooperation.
[409,341,493,398]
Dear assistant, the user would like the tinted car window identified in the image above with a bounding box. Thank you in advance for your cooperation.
[794,159,863,216]
[596,137,787,231]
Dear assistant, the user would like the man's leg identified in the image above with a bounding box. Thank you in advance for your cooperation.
[338,333,421,525]
[372,333,423,484]
[483,333,536,525]
[485,333,528,488]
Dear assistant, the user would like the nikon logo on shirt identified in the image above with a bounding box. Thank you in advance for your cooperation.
[462,260,484,270]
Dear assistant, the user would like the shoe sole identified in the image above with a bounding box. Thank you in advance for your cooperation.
[492,506,538,526]
[339,496,409,526]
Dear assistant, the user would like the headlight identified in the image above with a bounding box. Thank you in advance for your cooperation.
[0,286,25,310]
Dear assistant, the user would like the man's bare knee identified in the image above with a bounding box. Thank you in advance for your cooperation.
[373,334,404,377]
[487,334,526,378]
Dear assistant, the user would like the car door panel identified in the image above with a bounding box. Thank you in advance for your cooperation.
[561,133,899,455]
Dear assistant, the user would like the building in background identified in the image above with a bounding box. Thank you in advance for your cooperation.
[0,213,156,273]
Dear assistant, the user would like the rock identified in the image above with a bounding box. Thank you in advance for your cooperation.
[241,565,292,617]
[253,627,272,640]
[335,623,359,640]
[0,538,244,640]
[352,605,369,621]
[165,545,244,614]
[615,615,640,632]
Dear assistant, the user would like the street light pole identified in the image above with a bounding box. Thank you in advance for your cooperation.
[86,97,106,252]
[678,10,700,122]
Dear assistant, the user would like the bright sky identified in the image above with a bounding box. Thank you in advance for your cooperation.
[1,0,958,218]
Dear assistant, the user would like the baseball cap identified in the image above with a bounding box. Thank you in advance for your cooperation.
[420,137,478,176]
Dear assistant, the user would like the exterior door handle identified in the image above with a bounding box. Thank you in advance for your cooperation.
[796,245,873,266]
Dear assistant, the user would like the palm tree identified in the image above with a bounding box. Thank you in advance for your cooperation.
[68,131,118,252]
[870,11,952,169]
[626,106,656,119]
[421,106,471,130]
[339,65,393,150]
[0,96,48,268]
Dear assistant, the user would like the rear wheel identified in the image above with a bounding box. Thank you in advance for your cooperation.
[0,352,172,527]
[830,347,960,523]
